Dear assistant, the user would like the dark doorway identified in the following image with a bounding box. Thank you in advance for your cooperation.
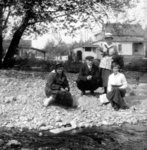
[77,51,82,61]
[133,42,144,55]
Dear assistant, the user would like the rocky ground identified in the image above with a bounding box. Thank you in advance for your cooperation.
[0,69,147,149]
[0,70,147,130]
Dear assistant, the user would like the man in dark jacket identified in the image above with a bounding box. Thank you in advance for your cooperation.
[44,63,76,108]
[76,56,101,95]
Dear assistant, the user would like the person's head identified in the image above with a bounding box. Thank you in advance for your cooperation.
[105,33,113,45]
[85,56,94,66]
[55,62,64,74]
[112,63,120,74]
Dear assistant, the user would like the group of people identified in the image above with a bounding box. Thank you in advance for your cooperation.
[44,33,129,111]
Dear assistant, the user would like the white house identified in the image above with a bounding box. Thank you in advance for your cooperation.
[94,23,146,58]
[71,45,101,61]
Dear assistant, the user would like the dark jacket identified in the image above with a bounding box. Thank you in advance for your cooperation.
[45,70,69,96]
[77,63,101,83]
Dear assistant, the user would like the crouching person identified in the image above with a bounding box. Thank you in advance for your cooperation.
[44,63,77,108]
[106,63,129,111]
[76,56,101,95]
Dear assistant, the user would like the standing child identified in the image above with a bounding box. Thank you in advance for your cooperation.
[99,33,118,93]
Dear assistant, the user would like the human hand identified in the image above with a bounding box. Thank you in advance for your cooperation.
[60,88,66,91]
[65,87,69,91]
[87,75,92,80]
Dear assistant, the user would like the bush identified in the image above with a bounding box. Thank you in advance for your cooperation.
[13,58,57,72]
[64,61,82,73]
[124,58,147,72]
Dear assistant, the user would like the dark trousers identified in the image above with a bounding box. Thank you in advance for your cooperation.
[107,87,127,109]
[76,79,99,92]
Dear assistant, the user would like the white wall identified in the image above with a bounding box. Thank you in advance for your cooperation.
[83,51,97,59]
[72,47,100,60]
[120,42,133,55]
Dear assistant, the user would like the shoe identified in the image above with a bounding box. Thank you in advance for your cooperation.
[43,96,54,107]
[113,104,119,111]
[114,106,119,111]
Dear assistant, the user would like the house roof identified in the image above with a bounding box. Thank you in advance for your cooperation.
[104,23,144,37]
[3,40,32,49]
[94,23,145,43]
[82,44,100,48]
[99,36,144,42]
[30,47,46,53]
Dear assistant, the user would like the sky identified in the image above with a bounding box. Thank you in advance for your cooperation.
[32,0,147,49]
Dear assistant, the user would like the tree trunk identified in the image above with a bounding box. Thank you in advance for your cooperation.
[0,7,3,68]
[3,16,29,68]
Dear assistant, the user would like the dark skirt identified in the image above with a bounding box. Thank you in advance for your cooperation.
[54,91,74,107]
[107,87,127,109]
[101,68,111,87]
[45,87,74,107]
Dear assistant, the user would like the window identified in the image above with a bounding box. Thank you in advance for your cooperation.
[85,47,91,52]
[133,42,143,53]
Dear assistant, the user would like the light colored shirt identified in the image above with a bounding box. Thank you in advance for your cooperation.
[102,43,117,56]
[107,72,127,92]
[99,42,118,70]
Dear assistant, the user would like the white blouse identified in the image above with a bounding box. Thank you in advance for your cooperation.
[107,72,128,92]
[99,42,118,70]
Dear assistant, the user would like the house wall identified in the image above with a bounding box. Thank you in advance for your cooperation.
[72,47,101,60]
[94,41,133,56]
[119,42,133,55]
[82,48,98,60]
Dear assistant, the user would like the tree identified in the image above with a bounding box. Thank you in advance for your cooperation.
[0,7,3,67]
[0,0,132,68]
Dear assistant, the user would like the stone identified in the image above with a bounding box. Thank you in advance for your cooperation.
[4,96,17,103]
[6,140,21,147]
[55,116,62,122]
[0,139,4,146]
[70,120,77,128]
[55,122,63,127]
[78,122,85,128]
[17,95,27,103]
[39,125,51,131]
[39,132,43,136]
[50,127,73,134]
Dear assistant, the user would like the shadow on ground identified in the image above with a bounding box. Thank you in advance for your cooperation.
[0,122,147,150]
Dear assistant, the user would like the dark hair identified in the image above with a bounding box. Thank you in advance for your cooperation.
[55,62,63,70]
[112,62,120,69]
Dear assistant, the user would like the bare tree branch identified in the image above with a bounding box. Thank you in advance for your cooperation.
[3,6,11,29]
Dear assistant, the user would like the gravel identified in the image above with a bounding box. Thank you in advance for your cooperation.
[0,69,147,130]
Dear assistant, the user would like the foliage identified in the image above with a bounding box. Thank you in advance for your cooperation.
[0,0,133,68]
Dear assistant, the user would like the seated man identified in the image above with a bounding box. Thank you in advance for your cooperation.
[44,62,77,108]
[76,56,101,95]
[106,63,129,111]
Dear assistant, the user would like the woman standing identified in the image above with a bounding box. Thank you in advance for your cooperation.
[99,33,118,93]
[107,63,129,111]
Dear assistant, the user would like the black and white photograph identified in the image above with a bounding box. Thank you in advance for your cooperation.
[0,0,147,149]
